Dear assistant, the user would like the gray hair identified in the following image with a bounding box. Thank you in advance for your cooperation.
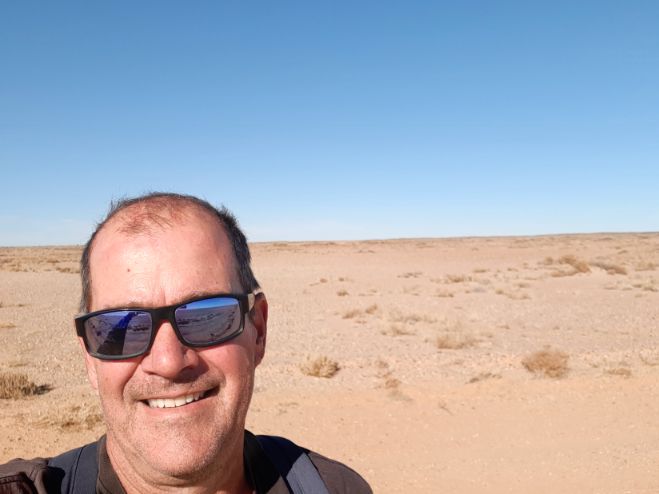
[79,192,259,312]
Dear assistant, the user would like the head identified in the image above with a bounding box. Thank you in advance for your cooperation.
[77,193,268,489]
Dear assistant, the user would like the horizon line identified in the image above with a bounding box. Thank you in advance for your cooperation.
[1,230,657,249]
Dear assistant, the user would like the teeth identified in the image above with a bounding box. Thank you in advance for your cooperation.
[147,391,204,409]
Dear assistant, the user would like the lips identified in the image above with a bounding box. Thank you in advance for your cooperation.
[146,390,206,409]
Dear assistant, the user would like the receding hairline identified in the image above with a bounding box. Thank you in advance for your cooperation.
[104,196,215,235]
[85,198,240,307]
[79,192,260,313]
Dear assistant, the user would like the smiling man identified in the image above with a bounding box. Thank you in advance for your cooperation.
[0,193,371,494]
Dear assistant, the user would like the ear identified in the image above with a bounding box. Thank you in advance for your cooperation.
[78,336,99,391]
[250,293,268,366]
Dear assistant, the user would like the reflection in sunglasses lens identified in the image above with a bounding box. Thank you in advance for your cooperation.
[176,298,240,344]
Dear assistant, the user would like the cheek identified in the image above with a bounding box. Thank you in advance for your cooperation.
[200,341,256,387]
[94,361,138,400]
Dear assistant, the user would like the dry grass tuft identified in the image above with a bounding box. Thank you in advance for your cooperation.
[0,372,51,399]
[37,403,103,431]
[300,356,340,378]
[446,274,471,283]
[343,304,378,319]
[436,333,478,350]
[0,322,17,329]
[381,324,415,336]
[467,372,502,384]
[558,254,591,273]
[398,271,423,279]
[522,349,569,378]
[336,289,349,296]
[55,266,80,274]
[591,261,627,275]
[606,367,632,378]
[384,376,401,389]
[639,351,659,366]
[635,262,658,272]
[364,304,378,314]
[342,308,362,319]
[389,310,435,325]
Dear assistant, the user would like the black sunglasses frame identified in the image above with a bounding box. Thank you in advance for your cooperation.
[75,292,259,361]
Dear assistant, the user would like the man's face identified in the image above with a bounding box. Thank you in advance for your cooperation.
[82,210,267,480]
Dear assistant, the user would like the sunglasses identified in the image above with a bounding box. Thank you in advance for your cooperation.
[75,292,259,361]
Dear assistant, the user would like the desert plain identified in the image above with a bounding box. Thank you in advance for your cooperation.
[0,233,658,493]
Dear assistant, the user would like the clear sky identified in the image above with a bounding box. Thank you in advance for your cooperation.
[1,1,658,246]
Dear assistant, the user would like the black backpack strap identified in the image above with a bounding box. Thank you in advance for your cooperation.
[48,441,99,494]
[256,435,330,494]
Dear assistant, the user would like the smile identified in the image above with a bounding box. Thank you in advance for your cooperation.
[146,391,206,409]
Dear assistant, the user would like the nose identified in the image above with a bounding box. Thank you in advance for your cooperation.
[140,322,200,378]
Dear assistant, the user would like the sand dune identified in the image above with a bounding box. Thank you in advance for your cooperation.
[0,233,658,492]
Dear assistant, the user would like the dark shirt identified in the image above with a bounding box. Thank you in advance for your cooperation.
[0,431,372,494]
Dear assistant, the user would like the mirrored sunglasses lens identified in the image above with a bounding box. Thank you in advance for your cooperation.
[175,297,242,345]
[84,311,152,357]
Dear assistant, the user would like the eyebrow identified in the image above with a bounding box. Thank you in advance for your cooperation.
[98,291,234,311]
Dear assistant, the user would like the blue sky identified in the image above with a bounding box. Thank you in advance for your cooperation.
[1,1,658,246]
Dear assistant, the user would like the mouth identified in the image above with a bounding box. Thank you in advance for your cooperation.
[144,388,215,409]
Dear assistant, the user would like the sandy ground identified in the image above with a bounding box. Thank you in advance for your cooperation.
[0,233,658,493]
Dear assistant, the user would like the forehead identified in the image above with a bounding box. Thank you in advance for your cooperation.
[88,207,240,308]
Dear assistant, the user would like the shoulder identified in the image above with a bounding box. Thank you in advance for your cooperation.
[248,432,372,494]
[307,451,373,494]
[0,457,58,493]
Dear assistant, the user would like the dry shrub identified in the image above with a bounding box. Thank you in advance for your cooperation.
[381,324,415,336]
[468,372,502,384]
[558,254,591,273]
[522,349,569,378]
[384,376,401,389]
[390,310,435,325]
[336,289,349,296]
[473,267,488,273]
[37,404,103,431]
[398,271,422,279]
[635,262,658,272]
[55,266,79,274]
[606,367,632,378]
[0,322,16,329]
[639,351,659,366]
[342,309,362,319]
[300,356,340,378]
[436,333,477,350]
[0,372,50,399]
[436,290,454,298]
[364,304,378,314]
[495,288,530,300]
[319,278,328,283]
[591,261,627,275]
[446,274,470,283]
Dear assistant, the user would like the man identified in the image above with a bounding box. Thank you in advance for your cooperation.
[0,192,372,493]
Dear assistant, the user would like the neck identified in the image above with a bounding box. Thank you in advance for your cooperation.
[105,432,252,494]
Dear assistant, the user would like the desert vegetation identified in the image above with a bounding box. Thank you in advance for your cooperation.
[299,356,340,378]
[522,349,569,378]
